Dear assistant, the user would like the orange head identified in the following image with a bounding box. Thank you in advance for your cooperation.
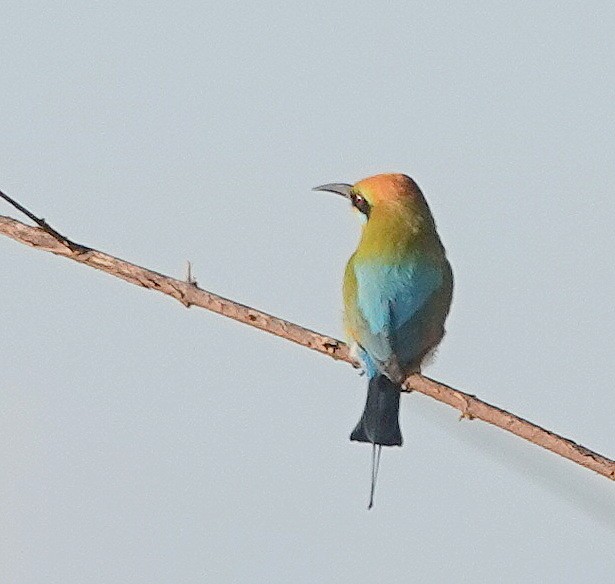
[313,173,430,224]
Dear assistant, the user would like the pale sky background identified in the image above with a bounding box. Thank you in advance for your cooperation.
[1,2,615,583]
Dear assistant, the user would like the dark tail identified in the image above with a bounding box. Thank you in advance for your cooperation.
[350,374,403,447]
[350,374,403,508]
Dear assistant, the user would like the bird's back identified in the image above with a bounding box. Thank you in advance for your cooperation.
[344,247,452,380]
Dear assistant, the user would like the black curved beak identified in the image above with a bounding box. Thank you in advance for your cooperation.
[312,183,353,199]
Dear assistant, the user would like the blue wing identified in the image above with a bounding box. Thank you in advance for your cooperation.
[353,258,448,379]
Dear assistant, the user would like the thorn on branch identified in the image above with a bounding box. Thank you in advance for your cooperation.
[180,261,199,308]
[185,261,198,287]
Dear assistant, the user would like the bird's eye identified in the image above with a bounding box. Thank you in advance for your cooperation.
[351,193,371,217]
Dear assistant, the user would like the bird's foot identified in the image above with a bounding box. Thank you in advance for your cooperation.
[348,343,367,376]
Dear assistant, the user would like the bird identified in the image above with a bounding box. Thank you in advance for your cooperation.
[313,173,453,508]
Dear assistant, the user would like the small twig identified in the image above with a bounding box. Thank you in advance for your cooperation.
[0,189,89,253]
[0,191,614,484]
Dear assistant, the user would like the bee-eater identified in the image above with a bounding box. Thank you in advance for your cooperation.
[314,173,453,508]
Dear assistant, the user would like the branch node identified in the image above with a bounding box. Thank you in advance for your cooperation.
[459,410,476,421]
[457,394,476,421]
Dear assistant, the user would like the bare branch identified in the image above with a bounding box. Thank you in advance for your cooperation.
[0,210,613,482]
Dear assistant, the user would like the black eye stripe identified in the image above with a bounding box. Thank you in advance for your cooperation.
[350,193,371,217]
